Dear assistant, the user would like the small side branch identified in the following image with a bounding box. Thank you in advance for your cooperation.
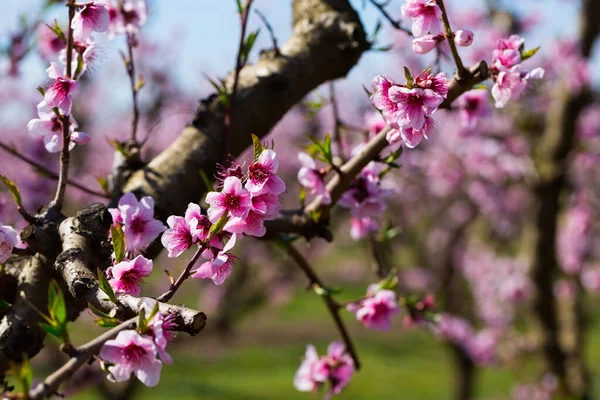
[437,0,468,80]
[28,318,137,400]
[285,243,361,370]
[367,0,412,35]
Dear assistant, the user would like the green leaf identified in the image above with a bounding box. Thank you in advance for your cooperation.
[521,45,540,61]
[251,133,264,162]
[299,185,306,208]
[39,322,61,339]
[303,100,323,120]
[207,213,229,242]
[111,224,126,263]
[0,299,10,312]
[88,303,112,319]
[241,29,260,65]
[327,286,344,295]
[46,20,66,43]
[137,307,147,333]
[323,133,332,163]
[48,280,67,325]
[96,176,109,194]
[371,19,382,41]
[21,355,32,395]
[97,267,118,304]
[36,86,45,96]
[199,170,215,193]
[373,44,393,52]
[73,53,85,80]
[235,0,244,14]
[0,175,23,207]
[107,139,129,158]
[147,300,160,322]
[96,318,122,328]
[404,66,414,87]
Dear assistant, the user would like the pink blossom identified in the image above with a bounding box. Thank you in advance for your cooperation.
[161,216,195,258]
[191,234,237,285]
[245,149,286,195]
[491,67,524,108]
[414,70,448,99]
[297,152,331,205]
[400,116,436,148]
[412,34,439,54]
[347,289,399,330]
[0,224,20,263]
[364,110,386,137]
[107,0,148,41]
[457,89,491,130]
[206,177,252,223]
[294,342,354,398]
[339,171,387,219]
[558,200,591,274]
[388,86,443,130]
[454,29,474,47]
[294,345,327,392]
[107,255,153,296]
[70,131,91,144]
[99,330,162,387]
[322,342,355,397]
[225,193,280,237]
[44,62,77,114]
[370,75,399,125]
[581,265,600,295]
[109,193,166,252]
[468,329,499,366]
[60,40,104,77]
[27,100,85,153]
[350,217,378,240]
[401,0,443,37]
[141,299,175,364]
[492,35,524,70]
[71,2,110,41]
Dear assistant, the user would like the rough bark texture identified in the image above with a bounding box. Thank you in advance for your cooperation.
[531,0,599,397]
[121,0,369,219]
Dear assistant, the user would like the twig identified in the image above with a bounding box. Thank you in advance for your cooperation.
[125,43,140,143]
[223,0,255,161]
[157,245,205,303]
[285,243,361,370]
[28,318,137,400]
[254,9,280,55]
[328,81,345,162]
[0,142,110,199]
[367,0,412,35]
[50,0,76,211]
[436,0,468,80]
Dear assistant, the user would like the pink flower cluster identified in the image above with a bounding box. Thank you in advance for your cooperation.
[109,193,166,253]
[402,0,474,54]
[297,152,331,205]
[161,149,284,285]
[490,35,545,108]
[105,0,148,44]
[99,300,175,387]
[346,285,400,330]
[0,224,21,263]
[339,162,391,240]
[106,255,153,296]
[435,314,499,366]
[460,249,532,329]
[294,342,355,399]
[557,198,592,274]
[371,68,448,149]
[27,1,111,152]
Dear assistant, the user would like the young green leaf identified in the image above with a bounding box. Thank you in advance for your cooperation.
[48,280,67,326]
[0,175,23,207]
[251,133,264,162]
[207,214,229,242]
[46,20,66,42]
[137,307,147,333]
[97,267,118,304]
[521,46,540,61]
[199,170,215,193]
[39,322,61,339]
[323,133,332,163]
[111,224,126,264]
[236,0,244,14]
[241,29,260,65]
[0,299,11,312]
[404,66,414,87]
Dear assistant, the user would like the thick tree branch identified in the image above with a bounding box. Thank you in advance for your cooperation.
[120,0,369,219]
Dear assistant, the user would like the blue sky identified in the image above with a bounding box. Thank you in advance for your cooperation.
[1,0,595,98]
